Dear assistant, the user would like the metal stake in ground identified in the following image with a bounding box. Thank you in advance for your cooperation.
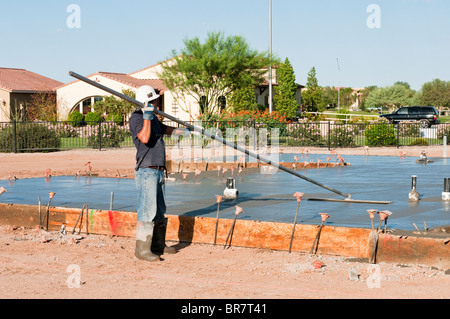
[370,210,393,264]
[224,206,244,249]
[214,195,223,245]
[69,71,350,199]
[38,196,42,229]
[367,209,378,264]
[41,192,56,231]
[310,213,330,255]
[73,204,88,235]
[289,192,304,253]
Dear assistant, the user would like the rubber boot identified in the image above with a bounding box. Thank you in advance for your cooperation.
[135,222,160,262]
[151,218,177,256]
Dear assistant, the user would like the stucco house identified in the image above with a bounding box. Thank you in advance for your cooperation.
[0,68,63,122]
[57,60,303,122]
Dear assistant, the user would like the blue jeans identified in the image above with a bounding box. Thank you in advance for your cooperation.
[135,168,166,224]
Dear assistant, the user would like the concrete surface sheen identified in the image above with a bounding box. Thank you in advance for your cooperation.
[1,155,449,231]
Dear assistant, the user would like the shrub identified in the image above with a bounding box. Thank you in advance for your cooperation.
[0,123,61,152]
[397,122,420,137]
[437,124,450,144]
[365,118,397,147]
[86,123,128,148]
[286,119,322,146]
[106,113,124,126]
[67,111,84,127]
[85,112,103,126]
[329,124,358,148]
[199,109,289,140]
[47,123,79,138]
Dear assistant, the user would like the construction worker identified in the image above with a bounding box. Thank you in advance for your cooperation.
[129,85,193,262]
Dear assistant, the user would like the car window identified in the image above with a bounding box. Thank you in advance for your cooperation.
[397,108,408,115]
[410,107,420,114]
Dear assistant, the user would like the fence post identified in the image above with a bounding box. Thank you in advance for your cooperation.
[328,121,331,150]
[396,123,400,148]
[13,121,17,153]
[98,122,102,151]
[444,136,447,158]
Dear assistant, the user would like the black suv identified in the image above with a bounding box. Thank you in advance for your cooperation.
[379,106,440,128]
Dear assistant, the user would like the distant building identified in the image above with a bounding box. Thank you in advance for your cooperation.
[0,68,63,121]
[334,87,365,111]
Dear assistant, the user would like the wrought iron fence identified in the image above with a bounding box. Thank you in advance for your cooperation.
[0,120,449,153]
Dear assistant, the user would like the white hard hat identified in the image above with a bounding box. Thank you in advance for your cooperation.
[136,85,160,104]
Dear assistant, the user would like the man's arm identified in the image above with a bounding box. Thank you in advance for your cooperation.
[137,119,152,144]
[165,126,186,136]
[137,105,155,144]
[165,126,203,136]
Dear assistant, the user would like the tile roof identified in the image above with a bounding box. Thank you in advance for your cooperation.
[57,71,168,94]
[96,72,168,94]
[0,68,63,93]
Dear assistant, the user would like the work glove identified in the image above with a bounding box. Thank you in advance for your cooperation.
[142,104,155,121]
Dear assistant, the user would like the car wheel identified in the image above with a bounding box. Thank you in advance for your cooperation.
[419,120,430,129]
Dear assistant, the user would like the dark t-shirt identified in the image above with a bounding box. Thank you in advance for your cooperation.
[129,110,168,169]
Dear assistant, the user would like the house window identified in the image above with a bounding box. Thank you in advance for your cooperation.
[94,96,103,104]
[69,96,103,116]
[218,96,226,113]
[82,98,92,115]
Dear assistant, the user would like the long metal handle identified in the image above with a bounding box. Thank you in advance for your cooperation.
[68,71,350,198]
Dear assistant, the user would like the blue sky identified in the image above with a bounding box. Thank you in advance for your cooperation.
[1,0,449,91]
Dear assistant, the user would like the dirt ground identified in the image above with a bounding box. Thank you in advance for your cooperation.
[0,146,449,300]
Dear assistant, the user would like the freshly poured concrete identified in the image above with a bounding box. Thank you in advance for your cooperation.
[1,154,449,231]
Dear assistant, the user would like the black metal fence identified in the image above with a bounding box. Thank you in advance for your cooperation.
[0,120,449,153]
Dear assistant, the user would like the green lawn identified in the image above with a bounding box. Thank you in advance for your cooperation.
[61,137,87,149]
[440,116,450,123]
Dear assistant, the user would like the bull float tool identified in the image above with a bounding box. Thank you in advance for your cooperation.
[69,71,389,203]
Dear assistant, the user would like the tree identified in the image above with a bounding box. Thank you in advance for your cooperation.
[301,67,323,112]
[273,58,299,118]
[229,83,258,112]
[26,92,57,121]
[416,79,450,108]
[321,86,337,109]
[365,84,412,112]
[93,88,136,118]
[359,86,378,111]
[337,87,357,111]
[159,31,274,119]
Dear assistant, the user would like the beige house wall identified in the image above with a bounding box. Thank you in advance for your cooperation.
[162,90,200,123]
[0,91,38,121]
[57,76,136,120]
[57,75,200,122]
[0,89,10,122]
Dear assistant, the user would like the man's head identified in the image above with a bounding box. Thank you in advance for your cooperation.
[136,85,160,105]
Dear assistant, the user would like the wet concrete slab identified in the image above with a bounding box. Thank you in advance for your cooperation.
[1,154,449,231]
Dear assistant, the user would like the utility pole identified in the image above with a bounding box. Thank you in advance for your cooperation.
[269,0,273,113]
[336,58,341,110]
